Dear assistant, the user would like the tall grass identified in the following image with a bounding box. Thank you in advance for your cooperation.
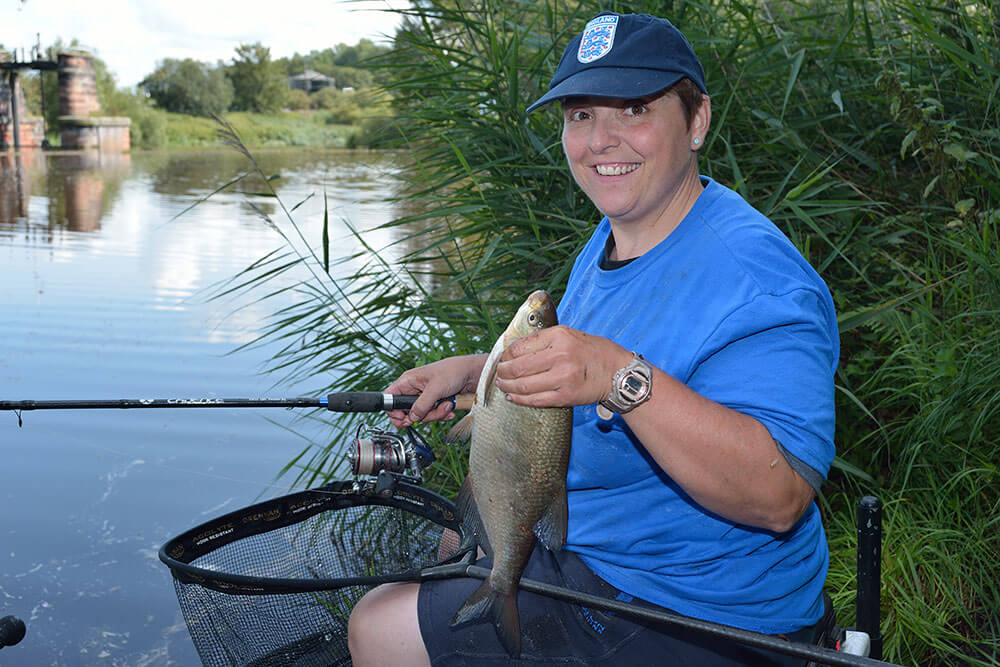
[224,1,998,664]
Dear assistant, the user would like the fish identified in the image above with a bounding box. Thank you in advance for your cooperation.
[445,289,573,658]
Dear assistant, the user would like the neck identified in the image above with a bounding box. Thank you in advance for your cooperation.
[608,169,704,261]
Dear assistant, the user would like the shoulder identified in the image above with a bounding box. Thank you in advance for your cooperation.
[691,179,832,304]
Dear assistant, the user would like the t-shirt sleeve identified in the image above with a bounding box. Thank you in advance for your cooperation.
[686,288,838,480]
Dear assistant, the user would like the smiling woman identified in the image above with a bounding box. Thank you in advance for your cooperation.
[348,11,840,667]
[559,90,709,259]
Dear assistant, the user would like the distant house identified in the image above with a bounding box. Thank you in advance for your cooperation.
[288,69,335,94]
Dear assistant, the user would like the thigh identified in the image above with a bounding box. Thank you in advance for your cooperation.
[349,582,429,667]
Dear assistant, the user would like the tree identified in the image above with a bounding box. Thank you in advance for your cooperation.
[141,58,233,116]
[228,42,287,113]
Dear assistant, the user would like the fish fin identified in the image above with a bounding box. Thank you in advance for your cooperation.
[455,477,492,557]
[479,341,504,408]
[444,413,474,444]
[450,581,521,658]
[533,492,568,552]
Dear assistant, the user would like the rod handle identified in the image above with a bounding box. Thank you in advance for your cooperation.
[325,393,474,413]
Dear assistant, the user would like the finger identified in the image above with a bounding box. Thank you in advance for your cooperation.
[494,366,562,400]
[502,388,572,409]
[501,326,560,361]
[407,384,456,422]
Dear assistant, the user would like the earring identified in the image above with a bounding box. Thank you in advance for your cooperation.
[693,137,701,145]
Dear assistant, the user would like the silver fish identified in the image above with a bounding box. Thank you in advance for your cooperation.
[446,290,573,657]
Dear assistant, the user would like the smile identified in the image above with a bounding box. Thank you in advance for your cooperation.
[595,163,639,176]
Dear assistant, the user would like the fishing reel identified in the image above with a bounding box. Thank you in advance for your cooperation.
[347,423,436,483]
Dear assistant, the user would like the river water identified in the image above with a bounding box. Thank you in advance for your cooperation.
[0,147,407,665]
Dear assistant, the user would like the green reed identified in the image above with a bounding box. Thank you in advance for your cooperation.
[220,1,998,663]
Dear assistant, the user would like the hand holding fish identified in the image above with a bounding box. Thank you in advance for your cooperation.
[494,325,633,408]
[385,354,486,427]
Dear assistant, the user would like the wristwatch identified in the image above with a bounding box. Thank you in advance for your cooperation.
[599,352,653,415]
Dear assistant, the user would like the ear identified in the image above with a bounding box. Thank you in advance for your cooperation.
[691,95,711,150]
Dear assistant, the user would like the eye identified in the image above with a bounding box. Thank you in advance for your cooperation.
[624,101,648,116]
[565,108,591,122]
[528,311,538,324]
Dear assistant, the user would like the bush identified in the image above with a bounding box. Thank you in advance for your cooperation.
[285,88,311,111]
[141,58,233,116]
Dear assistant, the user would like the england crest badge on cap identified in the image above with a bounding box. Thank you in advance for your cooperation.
[577,14,618,64]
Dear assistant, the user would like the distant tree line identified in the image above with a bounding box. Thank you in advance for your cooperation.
[140,39,390,116]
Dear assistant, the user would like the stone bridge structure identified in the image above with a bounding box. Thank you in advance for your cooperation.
[1,50,130,151]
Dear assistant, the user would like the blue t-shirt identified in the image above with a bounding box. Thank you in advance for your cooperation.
[558,177,839,634]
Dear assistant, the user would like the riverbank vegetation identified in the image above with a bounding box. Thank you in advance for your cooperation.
[224,1,998,665]
[11,38,391,149]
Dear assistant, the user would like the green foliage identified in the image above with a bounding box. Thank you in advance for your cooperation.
[141,58,233,116]
[160,111,353,148]
[285,88,312,111]
[277,40,392,87]
[313,88,363,124]
[228,42,288,113]
[215,1,998,664]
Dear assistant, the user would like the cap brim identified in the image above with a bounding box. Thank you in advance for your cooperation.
[525,67,685,113]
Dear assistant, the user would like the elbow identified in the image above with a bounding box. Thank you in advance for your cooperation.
[763,506,807,534]
[761,484,814,534]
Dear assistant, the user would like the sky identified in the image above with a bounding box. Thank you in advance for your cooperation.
[1,0,407,87]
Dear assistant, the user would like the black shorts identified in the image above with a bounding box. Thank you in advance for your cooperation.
[418,545,816,666]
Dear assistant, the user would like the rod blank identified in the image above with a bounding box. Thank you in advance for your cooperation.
[0,393,474,413]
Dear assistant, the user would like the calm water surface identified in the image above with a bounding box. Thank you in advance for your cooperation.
[0,148,407,665]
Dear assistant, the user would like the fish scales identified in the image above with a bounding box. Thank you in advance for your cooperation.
[447,290,573,658]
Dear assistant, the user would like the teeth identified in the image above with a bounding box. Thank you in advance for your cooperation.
[595,163,639,176]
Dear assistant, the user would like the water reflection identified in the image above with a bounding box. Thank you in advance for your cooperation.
[0,150,131,233]
[0,148,406,236]
[0,148,414,665]
[0,147,459,300]
[0,151,32,222]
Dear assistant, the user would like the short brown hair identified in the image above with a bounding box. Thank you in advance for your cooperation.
[666,77,705,129]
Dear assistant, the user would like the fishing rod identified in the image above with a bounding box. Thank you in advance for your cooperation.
[0,392,474,414]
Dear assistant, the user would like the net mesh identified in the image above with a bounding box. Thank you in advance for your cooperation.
[161,479,471,667]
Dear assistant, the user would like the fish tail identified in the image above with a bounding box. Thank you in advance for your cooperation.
[450,580,521,657]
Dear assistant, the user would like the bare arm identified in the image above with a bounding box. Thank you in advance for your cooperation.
[493,326,815,533]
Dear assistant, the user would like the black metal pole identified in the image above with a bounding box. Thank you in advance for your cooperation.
[38,64,49,148]
[857,495,883,660]
[8,70,20,151]
[422,564,902,667]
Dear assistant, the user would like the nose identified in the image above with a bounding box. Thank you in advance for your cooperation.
[589,115,620,153]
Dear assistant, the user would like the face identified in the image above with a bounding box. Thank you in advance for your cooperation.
[561,91,709,231]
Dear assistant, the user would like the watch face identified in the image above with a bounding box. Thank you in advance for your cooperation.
[621,372,648,399]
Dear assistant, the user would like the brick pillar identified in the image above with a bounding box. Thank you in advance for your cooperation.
[57,51,130,151]
[58,51,101,116]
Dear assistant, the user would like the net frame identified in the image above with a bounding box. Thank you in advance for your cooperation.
[159,476,476,666]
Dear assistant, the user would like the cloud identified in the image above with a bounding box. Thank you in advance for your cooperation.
[1,0,404,87]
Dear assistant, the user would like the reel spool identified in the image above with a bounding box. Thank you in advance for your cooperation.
[347,424,435,481]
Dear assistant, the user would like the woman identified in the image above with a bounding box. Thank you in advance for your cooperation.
[348,12,838,666]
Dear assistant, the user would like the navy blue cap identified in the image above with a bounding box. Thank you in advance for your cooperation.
[526,12,707,113]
